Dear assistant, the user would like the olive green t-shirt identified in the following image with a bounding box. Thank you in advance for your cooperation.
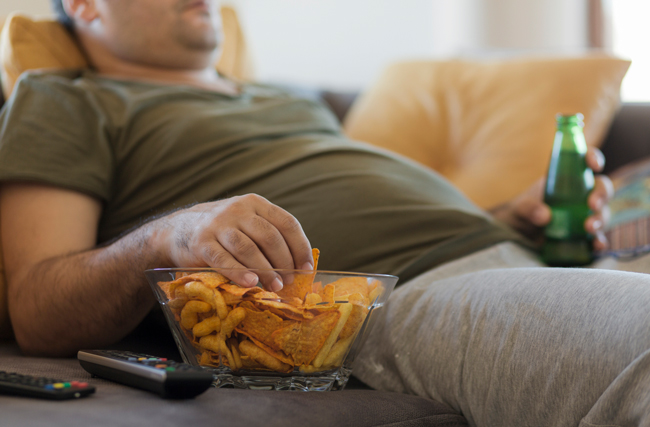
[0,71,525,283]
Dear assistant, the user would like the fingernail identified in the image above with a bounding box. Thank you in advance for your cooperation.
[592,219,603,230]
[301,262,314,271]
[271,277,283,292]
[596,151,605,169]
[243,273,258,287]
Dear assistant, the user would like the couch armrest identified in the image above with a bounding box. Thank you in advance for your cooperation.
[600,103,650,175]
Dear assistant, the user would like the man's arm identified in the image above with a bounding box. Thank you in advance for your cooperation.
[1,183,159,356]
[1,184,314,357]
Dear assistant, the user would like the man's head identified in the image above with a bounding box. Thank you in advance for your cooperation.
[57,0,223,72]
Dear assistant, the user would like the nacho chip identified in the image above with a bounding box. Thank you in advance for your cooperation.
[311,281,323,294]
[236,308,285,349]
[275,248,320,301]
[271,311,340,366]
[251,291,281,300]
[158,276,196,300]
[251,298,311,317]
[220,283,256,297]
[185,272,230,288]
[266,306,314,321]
[236,332,294,366]
[347,292,370,308]
[221,292,243,306]
[319,284,335,305]
[239,300,260,312]
[332,277,370,299]
[304,293,322,306]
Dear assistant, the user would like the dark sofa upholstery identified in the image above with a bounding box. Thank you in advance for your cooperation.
[600,103,650,174]
[1,314,468,427]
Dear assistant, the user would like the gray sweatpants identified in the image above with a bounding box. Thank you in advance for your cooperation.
[354,242,650,427]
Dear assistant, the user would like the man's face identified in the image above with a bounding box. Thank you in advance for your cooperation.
[92,0,222,68]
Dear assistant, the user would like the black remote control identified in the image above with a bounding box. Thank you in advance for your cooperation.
[77,350,214,399]
[0,371,96,400]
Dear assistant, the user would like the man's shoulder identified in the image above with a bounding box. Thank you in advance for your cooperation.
[8,69,97,106]
[14,69,85,90]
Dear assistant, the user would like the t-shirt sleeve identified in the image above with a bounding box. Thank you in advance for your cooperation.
[0,72,114,201]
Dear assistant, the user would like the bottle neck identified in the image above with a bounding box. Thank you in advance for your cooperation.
[556,115,587,153]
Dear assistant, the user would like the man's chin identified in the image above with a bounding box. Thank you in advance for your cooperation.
[174,23,221,52]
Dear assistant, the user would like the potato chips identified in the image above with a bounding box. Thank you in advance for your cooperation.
[157,249,383,374]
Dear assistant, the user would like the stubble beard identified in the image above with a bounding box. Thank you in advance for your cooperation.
[174,0,221,52]
[174,18,221,51]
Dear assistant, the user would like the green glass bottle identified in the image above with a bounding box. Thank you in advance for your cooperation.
[541,113,595,266]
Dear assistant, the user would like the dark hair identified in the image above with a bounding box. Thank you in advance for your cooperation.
[51,0,75,30]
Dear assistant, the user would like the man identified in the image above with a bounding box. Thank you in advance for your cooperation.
[1,1,648,426]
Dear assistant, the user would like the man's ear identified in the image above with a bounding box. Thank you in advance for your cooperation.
[62,0,99,24]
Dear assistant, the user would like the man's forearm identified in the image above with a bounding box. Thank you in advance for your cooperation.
[10,222,168,357]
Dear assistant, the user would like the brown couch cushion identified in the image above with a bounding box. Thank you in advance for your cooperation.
[344,57,630,210]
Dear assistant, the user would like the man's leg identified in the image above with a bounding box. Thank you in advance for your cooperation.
[354,243,650,427]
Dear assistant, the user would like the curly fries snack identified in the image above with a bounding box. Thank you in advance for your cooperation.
[157,249,384,374]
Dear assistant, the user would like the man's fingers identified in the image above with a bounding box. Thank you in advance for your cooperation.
[242,215,294,270]
[593,230,608,252]
[515,196,551,227]
[199,240,260,288]
[208,231,283,291]
[586,147,605,173]
[588,175,615,212]
[259,202,313,271]
[585,202,610,232]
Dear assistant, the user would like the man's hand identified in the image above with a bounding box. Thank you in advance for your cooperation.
[490,147,614,251]
[155,194,314,292]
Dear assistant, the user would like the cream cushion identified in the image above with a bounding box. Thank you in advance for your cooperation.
[0,6,253,338]
[343,57,630,210]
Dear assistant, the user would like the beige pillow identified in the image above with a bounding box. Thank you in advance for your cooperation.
[0,6,253,339]
[344,57,630,210]
[0,6,254,99]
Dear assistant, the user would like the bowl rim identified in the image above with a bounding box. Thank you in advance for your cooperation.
[145,267,398,280]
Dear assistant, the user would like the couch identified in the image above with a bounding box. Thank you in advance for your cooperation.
[1,89,648,427]
[1,10,649,427]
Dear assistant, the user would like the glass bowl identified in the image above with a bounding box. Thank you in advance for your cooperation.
[145,267,398,391]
